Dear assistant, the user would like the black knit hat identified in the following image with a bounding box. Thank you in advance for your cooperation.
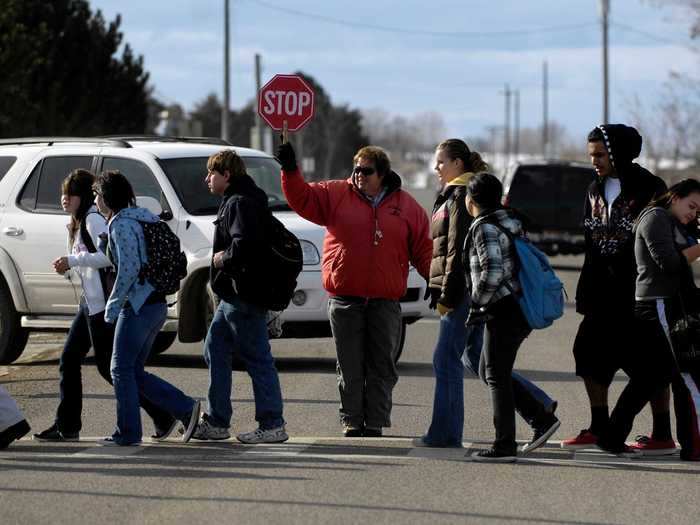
[594,124,643,169]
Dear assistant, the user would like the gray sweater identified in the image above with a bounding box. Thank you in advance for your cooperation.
[634,207,687,300]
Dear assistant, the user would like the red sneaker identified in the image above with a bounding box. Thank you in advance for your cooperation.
[629,435,677,456]
[561,429,598,450]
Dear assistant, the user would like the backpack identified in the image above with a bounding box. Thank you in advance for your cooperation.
[137,220,188,296]
[471,218,565,329]
[260,215,303,311]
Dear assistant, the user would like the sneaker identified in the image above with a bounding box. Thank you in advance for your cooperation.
[561,429,598,450]
[97,436,141,447]
[237,425,289,444]
[192,417,230,441]
[33,424,79,442]
[471,448,516,463]
[363,427,382,438]
[596,438,642,458]
[343,425,363,438]
[181,400,201,443]
[150,418,179,442]
[521,416,561,455]
[629,435,677,456]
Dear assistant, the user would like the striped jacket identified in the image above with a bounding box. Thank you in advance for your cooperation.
[465,208,521,308]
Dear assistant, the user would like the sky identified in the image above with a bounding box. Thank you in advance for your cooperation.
[88,0,698,142]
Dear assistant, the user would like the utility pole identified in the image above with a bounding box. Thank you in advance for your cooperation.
[514,89,520,161]
[221,0,230,141]
[254,53,263,149]
[601,0,610,124]
[542,60,549,158]
[503,84,511,172]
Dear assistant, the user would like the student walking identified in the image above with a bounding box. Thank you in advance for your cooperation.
[597,179,700,457]
[33,170,176,443]
[192,150,287,444]
[278,141,432,437]
[0,385,30,449]
[463,173,557,463]
[563,124,667,450]
[94,171,200,446]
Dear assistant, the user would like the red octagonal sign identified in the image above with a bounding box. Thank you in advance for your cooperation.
[258,74,315,132]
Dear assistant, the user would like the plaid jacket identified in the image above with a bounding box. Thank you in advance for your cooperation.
[465,209,521,308]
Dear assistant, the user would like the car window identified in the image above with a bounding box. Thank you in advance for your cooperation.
[19,156,94,212]
[558,167,595,230]
[101,157,164,203]
[158,155,288,216]
[0,156,16,183]
[507,166,559,230]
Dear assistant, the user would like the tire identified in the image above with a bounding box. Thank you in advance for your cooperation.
[394,320,408,365]
[150,331,177,355]
[0,281,29,364]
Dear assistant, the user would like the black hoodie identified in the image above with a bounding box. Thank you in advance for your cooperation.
[210,173,271,305]
[575,124,667,316]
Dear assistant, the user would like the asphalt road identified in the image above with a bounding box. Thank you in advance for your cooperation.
[1,257,698,525]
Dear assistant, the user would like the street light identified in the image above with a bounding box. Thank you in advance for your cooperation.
[601,0,609,124]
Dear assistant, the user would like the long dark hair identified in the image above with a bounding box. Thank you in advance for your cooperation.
[647,178,700,210]
[62,169,96,246]
[437,138,489,173]
[93,170,136,215]
[466,172,503,210]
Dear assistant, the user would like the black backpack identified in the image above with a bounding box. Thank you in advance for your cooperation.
[260,215,303,311]
[137,221,188,296]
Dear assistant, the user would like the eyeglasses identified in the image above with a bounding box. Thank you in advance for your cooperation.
[353,166,376,176]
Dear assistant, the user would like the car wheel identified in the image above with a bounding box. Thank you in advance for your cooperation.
[0,281,29,364]
[394,320,408,365]
[150,332,177,355]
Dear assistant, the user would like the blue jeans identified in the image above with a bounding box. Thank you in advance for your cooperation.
[203,298,284,430]
[424,298,482,446]
[110,302,195,445]
[463,315,556,427]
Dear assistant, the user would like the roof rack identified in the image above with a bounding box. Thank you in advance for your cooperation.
[0,137,131,148]
[99,135,234,146]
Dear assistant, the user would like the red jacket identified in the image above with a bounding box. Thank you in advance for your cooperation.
[282,168,432,300]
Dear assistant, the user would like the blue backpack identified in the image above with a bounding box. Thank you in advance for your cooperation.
[478,220,565,329]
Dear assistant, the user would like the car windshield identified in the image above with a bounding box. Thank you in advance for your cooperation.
[158,155,289,215]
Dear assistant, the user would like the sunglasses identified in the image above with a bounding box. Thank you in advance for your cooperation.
[353,166,376,176]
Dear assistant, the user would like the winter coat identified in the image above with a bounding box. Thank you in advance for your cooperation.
[105,207,160,323]
[210,174,270,307]
[428,173,472,309]
[282,167,432,300]
[576,124,667,316]
[465,208,522,308]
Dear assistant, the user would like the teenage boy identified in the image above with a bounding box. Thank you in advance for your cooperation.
[193,149,288,444]
[562,124,666,450]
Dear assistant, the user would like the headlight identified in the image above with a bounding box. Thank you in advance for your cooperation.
[300,240,321,265]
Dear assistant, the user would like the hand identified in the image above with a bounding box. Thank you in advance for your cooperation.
[276,142,297,172]
[437,303,453,316]
[466,306,493,325]
[213,251,226,269]
[52,256,70,274]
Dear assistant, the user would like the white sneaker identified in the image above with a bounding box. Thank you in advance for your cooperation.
[192,418,230,440]
[236,425,289,444]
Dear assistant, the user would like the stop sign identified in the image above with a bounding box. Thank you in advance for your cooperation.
[258,74,315,132]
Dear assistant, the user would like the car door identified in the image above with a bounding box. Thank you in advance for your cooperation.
[1,155,96,314]
[98,156,172,216]
[557,166,595,231]
[506,166,558,231]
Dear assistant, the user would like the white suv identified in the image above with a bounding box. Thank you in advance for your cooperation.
[0,137,429,364]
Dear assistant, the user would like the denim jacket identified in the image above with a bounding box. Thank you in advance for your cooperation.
[105,206,159,323]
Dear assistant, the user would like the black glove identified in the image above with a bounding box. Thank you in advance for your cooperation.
[466,306,493,326]
[276,142,297,172]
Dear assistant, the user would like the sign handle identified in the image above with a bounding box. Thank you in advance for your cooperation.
[282,120,288,144]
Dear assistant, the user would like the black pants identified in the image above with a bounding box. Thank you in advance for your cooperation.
[479,295,547,454]
[603,300,676,447]
[55,302,172,434]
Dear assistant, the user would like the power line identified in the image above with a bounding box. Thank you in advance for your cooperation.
[610,20,695,47]
[247,0,597,37]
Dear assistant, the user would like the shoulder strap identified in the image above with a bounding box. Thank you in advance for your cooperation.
[79,211,103,253]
